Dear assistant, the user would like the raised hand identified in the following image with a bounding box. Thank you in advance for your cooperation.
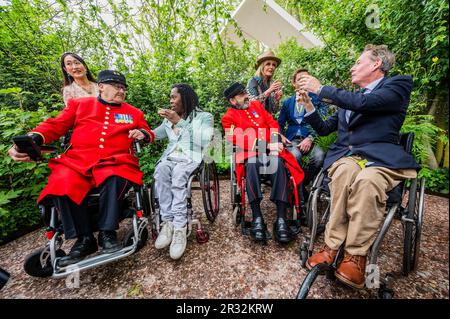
[158,108,181,125]
[298,74,322,95]
[297,90,315,113]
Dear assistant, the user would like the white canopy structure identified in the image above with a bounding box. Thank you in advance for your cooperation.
[220,0,323,49]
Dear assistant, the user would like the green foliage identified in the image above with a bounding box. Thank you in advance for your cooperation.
[0,0,448,242]
[0,105,59,242]
[419,167,449,194]
[401,114,446,166]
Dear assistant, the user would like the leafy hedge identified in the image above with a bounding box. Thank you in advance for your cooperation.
[0,0,448,243]
[0,106,59,242]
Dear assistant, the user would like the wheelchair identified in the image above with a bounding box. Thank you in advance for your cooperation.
[149,158,220,244]
[229,144,304,240]
[297,132,426,298]
[23,140,151,278]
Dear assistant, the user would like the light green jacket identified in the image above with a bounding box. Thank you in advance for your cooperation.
[153,109,214,163]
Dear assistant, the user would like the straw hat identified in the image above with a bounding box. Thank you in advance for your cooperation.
[255,50,282,70]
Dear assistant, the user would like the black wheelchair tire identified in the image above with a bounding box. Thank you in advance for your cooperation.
[402,178,425,276]
[141,185,151,217]
[24,248,66,278]
[233,206,242,226]
[124,227,149,251]
[201,162,220,223]
[307,186,330,234]
[296,263,331,299]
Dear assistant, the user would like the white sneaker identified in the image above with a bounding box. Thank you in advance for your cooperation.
[169,226,187,260]
[155,221,173,249]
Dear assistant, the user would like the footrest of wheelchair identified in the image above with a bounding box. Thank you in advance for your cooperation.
[240,221,272,240]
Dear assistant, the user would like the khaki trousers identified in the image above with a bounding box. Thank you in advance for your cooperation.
[325,156,417,256]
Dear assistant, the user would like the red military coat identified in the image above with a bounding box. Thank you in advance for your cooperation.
[221,100,304,186]
[32,97,154,205]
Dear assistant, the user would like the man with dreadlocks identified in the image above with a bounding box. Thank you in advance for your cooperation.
[152,83,214,260]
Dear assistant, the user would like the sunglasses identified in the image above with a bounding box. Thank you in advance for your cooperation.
[107,82,127,91]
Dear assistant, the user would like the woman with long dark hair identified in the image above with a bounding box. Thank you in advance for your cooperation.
[60,52,98,105]
[152,83,214,260]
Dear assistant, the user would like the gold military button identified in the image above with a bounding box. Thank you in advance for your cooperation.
[103,126,108,129]
[106,107,111,110]
[99,145,104,148]
[100,138,105,142]
[106,112,110,115]
[101,132,106,135]
[105,116,109,120]
[104,121,109,125]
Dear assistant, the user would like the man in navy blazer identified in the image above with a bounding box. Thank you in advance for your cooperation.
[297,44,419,289]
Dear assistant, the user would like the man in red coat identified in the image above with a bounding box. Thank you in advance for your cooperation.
[8,70,154,266]
[222,82,304,243]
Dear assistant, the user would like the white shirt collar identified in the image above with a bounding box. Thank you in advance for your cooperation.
[364,77,384,93]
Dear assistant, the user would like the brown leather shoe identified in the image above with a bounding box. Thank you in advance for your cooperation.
[306,245,338,270]
[335,253,367,289]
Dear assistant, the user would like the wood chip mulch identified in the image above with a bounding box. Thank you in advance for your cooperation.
[0,185,448,299]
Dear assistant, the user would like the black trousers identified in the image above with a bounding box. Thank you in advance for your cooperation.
[244,155,289,204]
[52,176,132,239]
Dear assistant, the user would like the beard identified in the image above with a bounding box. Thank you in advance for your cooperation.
[234,98,250,110]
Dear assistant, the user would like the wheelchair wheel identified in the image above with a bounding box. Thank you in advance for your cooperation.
[297,263,332,299]
[124,227,149,251]
[149,181,160,240]
[402,177,425,275]
[307,179,330,234]
[233,205,243,226]
[141,185,151,217]
[201,161,220,223]
[24,247,66,278]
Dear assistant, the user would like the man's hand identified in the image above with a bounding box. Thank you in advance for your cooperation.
[274,88,283,101]
[281,134,291,145]
[128,129,145,140]
[8,145,32,162]
[297,90,315,113]
[298,137,313,153]
[268,142,283,156]
[158,108,181,125]
[298,74,322,95]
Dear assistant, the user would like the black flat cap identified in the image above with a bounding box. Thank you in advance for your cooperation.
[224,82,246,100]
[97,70,127,87]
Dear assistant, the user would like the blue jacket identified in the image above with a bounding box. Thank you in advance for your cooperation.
[278,93,328,141]
[304,75,420,171]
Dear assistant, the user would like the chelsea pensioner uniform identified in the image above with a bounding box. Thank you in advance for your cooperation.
[221,100,304,204]
[31,96,154,206]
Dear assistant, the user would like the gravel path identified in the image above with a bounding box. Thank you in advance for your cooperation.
[0,184,448,299]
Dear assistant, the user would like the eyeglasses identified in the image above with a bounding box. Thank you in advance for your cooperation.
[107,83,127,91]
